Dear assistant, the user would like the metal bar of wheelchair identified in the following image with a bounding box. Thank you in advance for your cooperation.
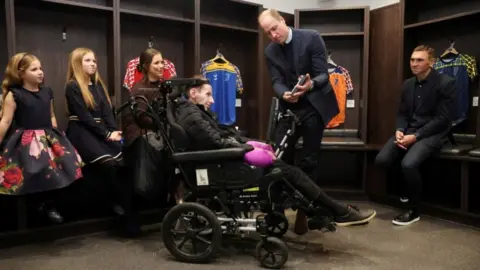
[275,109,300,159]
[266,97,280,143]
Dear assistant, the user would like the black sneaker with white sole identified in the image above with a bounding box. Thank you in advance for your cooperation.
[392,209,420,226]
[400,197,409,203]
[334,205,376,226]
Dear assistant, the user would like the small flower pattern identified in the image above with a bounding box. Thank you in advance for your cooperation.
[0,129,84,195]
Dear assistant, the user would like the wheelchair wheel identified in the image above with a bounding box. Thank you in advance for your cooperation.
[162,203,222,264]
[266,212,289,237]
[255,237,288,269]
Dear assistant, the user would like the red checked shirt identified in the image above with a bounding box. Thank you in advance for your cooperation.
[123,57,177,91]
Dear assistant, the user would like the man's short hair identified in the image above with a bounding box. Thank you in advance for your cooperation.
[413,45,435,60]
[258,8,283,22]
[185,75,210,98]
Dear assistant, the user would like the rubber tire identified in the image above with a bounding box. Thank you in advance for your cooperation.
[255,237,289,269]
[162,202,222,264]
[266,212,289,237]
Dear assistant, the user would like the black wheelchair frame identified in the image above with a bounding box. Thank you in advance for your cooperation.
[115,79,335,269]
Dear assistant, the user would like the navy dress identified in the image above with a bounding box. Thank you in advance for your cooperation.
[0,86,84,195]
[65,80,122,164]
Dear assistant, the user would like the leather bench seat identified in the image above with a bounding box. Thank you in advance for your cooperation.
[321,137,365,146]
[439,133,475,156]
[439,144,474,156]
[296,129,364,148]
[468,148,480,158]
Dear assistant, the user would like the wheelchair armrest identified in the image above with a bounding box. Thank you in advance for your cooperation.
[172,148,246,163]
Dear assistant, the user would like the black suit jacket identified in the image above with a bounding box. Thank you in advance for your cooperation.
[264,28,339,125]
[396,69,456,147]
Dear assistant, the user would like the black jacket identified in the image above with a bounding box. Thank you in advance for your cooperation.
[175,99,245,151]
[264,28,339,125]
[396,69,456,146]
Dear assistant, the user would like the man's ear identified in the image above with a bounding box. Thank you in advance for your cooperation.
[189,87,198,98]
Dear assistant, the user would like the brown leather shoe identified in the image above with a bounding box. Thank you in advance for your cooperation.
[294,209,308,235]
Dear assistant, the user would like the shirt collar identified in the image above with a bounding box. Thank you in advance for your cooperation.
[416,68,435,84]
[285,28,292,44]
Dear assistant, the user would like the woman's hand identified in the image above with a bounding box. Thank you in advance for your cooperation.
[108,131,123,142]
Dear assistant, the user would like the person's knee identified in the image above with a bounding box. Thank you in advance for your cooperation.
[375,151,393,168]
[400,158,420,172]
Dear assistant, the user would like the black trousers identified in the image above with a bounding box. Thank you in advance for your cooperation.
[267,160,348,216]
[375,136,440,209]
[274,108,324,213]
[274,109,324,182]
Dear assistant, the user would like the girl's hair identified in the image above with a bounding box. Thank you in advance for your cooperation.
[65,47,111,109]
[1,52,39,117]
[137,48,162,80]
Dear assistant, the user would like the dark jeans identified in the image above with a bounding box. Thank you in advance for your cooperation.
[375,136,439,209]
[268,160,348,216]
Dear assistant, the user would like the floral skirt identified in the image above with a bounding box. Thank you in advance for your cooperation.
[0,128,84,195]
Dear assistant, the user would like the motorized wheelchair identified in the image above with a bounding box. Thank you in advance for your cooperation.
[116,78,336,269]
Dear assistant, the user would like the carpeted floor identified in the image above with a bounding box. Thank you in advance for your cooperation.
[1,202,479,270]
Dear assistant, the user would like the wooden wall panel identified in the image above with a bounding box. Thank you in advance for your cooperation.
[367,3,402,146]
[15,6,114,130]
[0,3,8,70]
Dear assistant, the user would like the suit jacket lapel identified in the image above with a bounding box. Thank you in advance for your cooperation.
[269,43,290,78]
[291,30,300,76]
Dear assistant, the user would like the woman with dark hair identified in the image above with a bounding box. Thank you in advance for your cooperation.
[121,48,171,217]
[122,48,165,146]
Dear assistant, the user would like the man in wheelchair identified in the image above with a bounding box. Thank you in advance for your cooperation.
[175,76,376,230]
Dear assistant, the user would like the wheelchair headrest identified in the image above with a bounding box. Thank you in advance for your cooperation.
[168,87,183,101]
[166,99,190,149]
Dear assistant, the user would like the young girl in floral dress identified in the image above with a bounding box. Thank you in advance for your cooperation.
[0,52,83,223]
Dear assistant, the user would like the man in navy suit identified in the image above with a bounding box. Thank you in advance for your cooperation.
[259,9,339,234]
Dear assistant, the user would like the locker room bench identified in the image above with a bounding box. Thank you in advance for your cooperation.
[439,133,475,156]
[468,148,480,157]
[295,129,365,149]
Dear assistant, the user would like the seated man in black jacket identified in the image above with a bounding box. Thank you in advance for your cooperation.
[375,45,456,226]
[175,76,376,230]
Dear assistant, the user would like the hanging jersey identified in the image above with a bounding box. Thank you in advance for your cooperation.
[200,60,244,126]
[339,66,354,95]
[123,57,177,91]
[433,54,478,124]
[327,66,354,128]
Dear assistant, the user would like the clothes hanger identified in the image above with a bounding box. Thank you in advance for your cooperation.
[327,51,337,67]
[148,36,154,49]
[327,52,338,67]
[212,43,228,64]
[440,40,459,59]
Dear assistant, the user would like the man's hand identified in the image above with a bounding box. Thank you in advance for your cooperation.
[293,73,313,98]
[394,130,407,150]
[395,130,404,141]
[394,133,416,150]
[398,134,417,147]
[282,91,298,103]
